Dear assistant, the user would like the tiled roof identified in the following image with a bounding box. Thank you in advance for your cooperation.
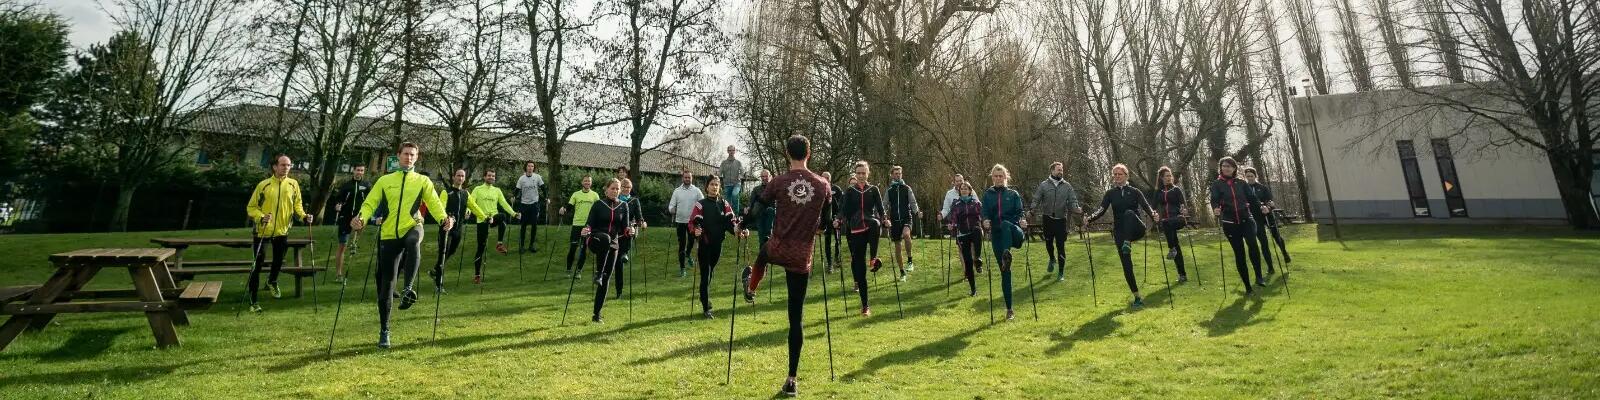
[177,104,717,175]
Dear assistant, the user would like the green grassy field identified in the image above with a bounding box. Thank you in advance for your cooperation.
[0,224,1596,399]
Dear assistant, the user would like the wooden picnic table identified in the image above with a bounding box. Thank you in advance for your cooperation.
[150,238,323,298]
[0,248,222,351]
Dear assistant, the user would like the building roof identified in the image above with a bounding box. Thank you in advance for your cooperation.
[177,104,718,176]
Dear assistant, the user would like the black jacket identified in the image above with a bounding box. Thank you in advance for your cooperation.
[885,181,919,223]
[1153,185,1187,223]
[837,184,885,233]
[1209,175,1259,225]
[334,178,372,220]
[1088,184,1155,240]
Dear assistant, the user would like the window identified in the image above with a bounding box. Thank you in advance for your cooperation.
[1397,141,1432,217]
[195,149,210,165]
[1431,139,1469,217]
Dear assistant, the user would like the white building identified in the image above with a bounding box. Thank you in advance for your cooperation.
[1292,83,1598,225]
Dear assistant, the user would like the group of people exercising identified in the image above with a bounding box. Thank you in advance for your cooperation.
[240,137,1291,397]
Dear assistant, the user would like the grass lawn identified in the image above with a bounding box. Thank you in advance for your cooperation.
[0,223,1597,399]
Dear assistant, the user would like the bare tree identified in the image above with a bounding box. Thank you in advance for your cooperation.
[1383,0,1600,228]
[1372,0,1416,88]
[1335,0,1377,91]
[97,0,250,231]
[1288,0,1332,94]
[513,0,628,216]
[598,0,728,185]
[1419,0,1466,82]
[412,0,519,171]
[1261,1,1316,215]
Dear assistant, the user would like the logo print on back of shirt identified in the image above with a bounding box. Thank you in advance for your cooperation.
[787,179,815,204]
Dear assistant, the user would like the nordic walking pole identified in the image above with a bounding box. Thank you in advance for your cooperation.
[360,225,378,302]
[237,221,268,317]
[725,237,741,385]
[326,219,360,357]
[1022,227,1038,320]
[1082,228,1098,307]
[982,228,995,324]
[1187,220,1202,287]
[944,226,952,299]
[815,237,836,381]
[1218,224,1227,297]
[560,235,591,327]
[542,209,557,281]
[518,215,526,283]
[432,222,453,340]
[307,223,320,314]
[1164,224,1177,307]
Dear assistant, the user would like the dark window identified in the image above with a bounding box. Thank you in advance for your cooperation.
[1397,141,1432,217]
[196,149,209,165]
[1431,139,1469,217]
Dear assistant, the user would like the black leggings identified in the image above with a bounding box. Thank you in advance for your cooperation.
[1266,219,1290,260]
[591,248,623,318]
[957,235,983,294]
[783,270,810,377]
[696,238,724,311]
[1113,228,1139,295]
[1222,221,1264,289]
[565,226,584,270]
[675,223,696,270]
[248,235,289,303]
[435,224,463,271]
[517,202,542,250]
[613,238,632,297]
[846,229,879,310]
[1161,220,1187,276]
[474,218,507,275]
[1041,216,1068,266]
[822,229,840,268]
[376,229,422,331]
[1249,214,1276,272]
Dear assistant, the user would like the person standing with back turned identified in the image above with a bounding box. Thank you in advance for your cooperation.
[736,135,828,397]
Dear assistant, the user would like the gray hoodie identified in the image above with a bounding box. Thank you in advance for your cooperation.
[1031,176,1081,219]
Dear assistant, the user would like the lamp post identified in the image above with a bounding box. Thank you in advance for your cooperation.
[1299,78,1344,244]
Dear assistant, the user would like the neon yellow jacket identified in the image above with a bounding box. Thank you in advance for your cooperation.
[568,189,599,227]
[358,169,448,240]
[470,183,515,222]
[246,176,308,237]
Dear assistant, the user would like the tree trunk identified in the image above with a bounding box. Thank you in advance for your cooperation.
[109,184,136,232]
[1548,153,1600,229]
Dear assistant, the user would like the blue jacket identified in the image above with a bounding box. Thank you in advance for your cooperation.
[981,185,1025,250]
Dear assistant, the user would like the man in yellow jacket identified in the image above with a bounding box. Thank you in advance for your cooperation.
[470,170,520,283]
[245,154,312,312]
[352,142,453,349]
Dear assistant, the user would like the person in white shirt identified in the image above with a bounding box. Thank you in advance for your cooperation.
[515,161,546,253]
[939,173,966,221]
[666,169,705,277]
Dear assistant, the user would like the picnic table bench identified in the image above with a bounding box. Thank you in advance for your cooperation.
[150,238,324,298]
[0,248,222,351]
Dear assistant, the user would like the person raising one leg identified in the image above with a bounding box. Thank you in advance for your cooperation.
[1085,164,1156,308]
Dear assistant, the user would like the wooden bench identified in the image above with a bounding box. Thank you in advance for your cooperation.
[0,249,222,351]
[150,238,324,298]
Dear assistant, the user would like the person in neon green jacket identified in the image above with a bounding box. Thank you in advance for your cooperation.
[469,170,520,283]
[244,154,312,311]
[559,175,599,273]
[350,142,453,349]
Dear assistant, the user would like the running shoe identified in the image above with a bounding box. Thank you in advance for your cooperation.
[267,283,282,299]
[398,289,419,310]
[249,304,263,313]
[377,330,391,349]
[780,379,797,397]
[496,242,508,255]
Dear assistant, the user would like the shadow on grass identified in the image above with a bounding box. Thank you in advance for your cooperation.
[1044,285,1175,355]
[842,325,984,381]
[0,362,194,387]
[266,326,549,373]
[0,327,137,363]
[1198,274,1284,337]
[1314,224,1598,243]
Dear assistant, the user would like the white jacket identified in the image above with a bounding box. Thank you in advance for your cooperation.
[667,184,705,223]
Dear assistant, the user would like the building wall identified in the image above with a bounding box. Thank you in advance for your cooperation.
[1291,85,1567,224]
